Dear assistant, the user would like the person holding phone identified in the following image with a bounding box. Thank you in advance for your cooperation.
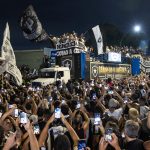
[39,113,79,149]
[72,109,90,139]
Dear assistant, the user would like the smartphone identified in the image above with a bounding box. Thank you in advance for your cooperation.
[14,109,19,117]
[20,112,28,124]
[76,102,81,109]
[94,113,101,125]
[62,100,65,104]
[93,125,100,135]
[78,139,86,150]
[92,93,97,100]
[108,90,113,95]
[37,87,40,91]
[27,96,31,100]
[40,146,46,150]
[123,96,128,104]
[48,96,53,103]
[55,108,61,119]
[0,99,2,103]
[105,128,113,142]
[33,124,40,135]
[8,104,14,109]
[105,86,108,90]
[0,110,2,118]
[99,84,102,87]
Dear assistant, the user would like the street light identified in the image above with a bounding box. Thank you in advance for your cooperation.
[120,24,142,46]
[133,25,141,33]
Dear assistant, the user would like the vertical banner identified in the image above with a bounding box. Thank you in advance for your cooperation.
[91,25,103,55]
[131,58,140,76]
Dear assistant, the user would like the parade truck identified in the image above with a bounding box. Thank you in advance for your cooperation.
[32,34,139,87]
[32,66,70,87]
[33,40,132,87]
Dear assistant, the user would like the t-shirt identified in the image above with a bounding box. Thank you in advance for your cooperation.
[107,108,123,120]
[124,139,145,150]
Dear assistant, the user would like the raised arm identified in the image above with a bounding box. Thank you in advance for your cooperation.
[61,114,79,146]
[38,114,55,147]
[147,111,150,129]
[24,121,39,150]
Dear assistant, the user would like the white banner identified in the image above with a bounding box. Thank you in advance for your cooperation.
[92,25,103,55]
[1,23,22,86]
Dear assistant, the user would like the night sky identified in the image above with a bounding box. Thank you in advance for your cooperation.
[0,0,149,50]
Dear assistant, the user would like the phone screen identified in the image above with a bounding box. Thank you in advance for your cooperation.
[8,104,14,109]
[94,113,101,125]
[48,96,52,102]
[14,109,19,117]
[62,100,65,104]
[0,112,2,118]
[40,147,46,150]
[78,139,86,150]
[55,108,61,119]
[105,128,113,142]
[93,125,100,135]
[34,124,40,134]
[108,90,113,94]
[76,102,81,109]
[123,96,128,103]
[92,93,96,100]
[20,112,28,124]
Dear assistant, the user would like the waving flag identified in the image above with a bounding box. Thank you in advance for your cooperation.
[1,23,22,86]
[19,5,49,42]
[89,25,103,55]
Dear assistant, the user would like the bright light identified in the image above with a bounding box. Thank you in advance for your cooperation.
[133,25,141,33]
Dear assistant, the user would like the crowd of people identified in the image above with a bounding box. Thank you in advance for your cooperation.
[105,46,144,57]
[0,73,150,150]
[51,32,85,46]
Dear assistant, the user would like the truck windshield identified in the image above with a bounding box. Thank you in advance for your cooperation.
[39,71,56,78]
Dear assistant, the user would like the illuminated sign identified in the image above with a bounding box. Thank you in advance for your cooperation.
[90,62,131,78]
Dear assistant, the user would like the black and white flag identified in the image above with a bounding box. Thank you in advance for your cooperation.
[89,25,103,55]
[19,5,49,42]
[1,23,22,86]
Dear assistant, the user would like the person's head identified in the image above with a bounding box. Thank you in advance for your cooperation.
[128,108,139,121]
[25,103,32,111]
[73,111,83,128]
[108,98,119,112]
[54,135,71,150]
[2,118,13,133]
[124,120,139,140]
[61,104,69,116]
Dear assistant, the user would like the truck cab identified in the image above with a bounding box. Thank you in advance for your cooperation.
[32,66,70,87]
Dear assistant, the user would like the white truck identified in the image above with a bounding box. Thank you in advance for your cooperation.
[32,66,70,87]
